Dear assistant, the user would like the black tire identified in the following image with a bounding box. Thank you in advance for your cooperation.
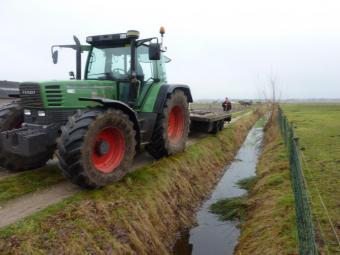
[0,101,54,171]
[56,109,136,188]
[219,120,224,131]
[146,90,189,159]
[211,122,219,134]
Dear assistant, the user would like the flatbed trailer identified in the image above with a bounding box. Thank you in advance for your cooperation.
[190,109,232,134]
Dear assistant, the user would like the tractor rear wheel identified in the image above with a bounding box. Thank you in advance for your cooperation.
[146,90,189,159]
[0,101,54,171]
[56,109,136,188]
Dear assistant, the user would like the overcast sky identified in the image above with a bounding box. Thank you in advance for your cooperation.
[0,0,339,100]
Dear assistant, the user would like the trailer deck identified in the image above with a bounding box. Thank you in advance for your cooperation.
[190,109,231,134]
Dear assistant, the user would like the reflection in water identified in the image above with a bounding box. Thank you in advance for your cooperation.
[173,122,265,255]
[173,230,193,254]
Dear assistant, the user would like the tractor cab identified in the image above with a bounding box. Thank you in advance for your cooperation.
[51,29,169,107]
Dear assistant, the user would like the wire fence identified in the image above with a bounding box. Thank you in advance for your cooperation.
[277,107,318,255]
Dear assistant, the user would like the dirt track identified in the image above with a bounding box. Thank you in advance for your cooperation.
[0,102,249,229]
[0,182,79,228]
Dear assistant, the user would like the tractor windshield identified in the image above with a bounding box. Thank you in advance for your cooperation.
[87,45,131,80]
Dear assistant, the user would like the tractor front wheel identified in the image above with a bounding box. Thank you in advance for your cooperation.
[56,109,136,188]
[146,90,190,159]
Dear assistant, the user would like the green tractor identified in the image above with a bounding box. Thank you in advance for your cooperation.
[0,28,192,188]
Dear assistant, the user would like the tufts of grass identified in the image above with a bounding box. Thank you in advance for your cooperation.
[210,196,247,221]
[209,175,258,223]
[264,173,285,187]
[237,176,258,191]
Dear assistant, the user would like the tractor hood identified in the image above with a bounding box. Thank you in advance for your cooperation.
[19,80,118,109]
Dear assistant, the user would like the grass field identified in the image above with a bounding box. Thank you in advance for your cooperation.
[282,104,340,253]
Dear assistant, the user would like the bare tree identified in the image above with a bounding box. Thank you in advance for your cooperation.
[267,73,282,121]
[256,72,282,120]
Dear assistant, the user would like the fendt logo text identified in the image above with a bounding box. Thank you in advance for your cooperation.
[21,90,36,95]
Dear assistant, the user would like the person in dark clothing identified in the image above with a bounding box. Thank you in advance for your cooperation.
[222,97,232,111]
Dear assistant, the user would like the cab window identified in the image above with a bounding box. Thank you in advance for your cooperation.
[87,46,131,80]
[137,45,154,81]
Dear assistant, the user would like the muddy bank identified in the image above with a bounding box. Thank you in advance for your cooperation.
[0,109,263,254]
[234,112,298,254]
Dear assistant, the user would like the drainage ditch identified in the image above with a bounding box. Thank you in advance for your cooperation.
[173,117,267,255]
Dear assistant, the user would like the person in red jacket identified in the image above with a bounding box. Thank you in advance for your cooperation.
[222,97,232,111]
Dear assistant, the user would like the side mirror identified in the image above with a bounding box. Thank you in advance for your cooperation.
[149,43,161,60]
[164,56,171,63]
[69,71,75,80]
[52,50,58,64]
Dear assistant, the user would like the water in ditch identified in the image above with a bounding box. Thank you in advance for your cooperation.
[173,117,267,255]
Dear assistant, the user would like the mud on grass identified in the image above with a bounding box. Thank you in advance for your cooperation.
[235,110,298,255]
[0,110,264,254]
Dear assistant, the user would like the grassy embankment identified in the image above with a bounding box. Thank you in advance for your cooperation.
[210,110,298,254]
[282,104,340,254]
[0,109,263,254]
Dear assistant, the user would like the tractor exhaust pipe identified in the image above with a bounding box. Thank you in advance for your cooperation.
[73,35,82,80]
[126,30,140,105]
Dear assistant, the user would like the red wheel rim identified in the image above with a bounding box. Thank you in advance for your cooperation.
[92,127,125,173]
[167,106,185,143]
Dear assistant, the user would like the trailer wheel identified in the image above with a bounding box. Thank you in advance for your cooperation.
[57,109,136,188]
[219,120,224,131]
[211,122,219,134]
[0,101,54,171]
[146,90,189,159]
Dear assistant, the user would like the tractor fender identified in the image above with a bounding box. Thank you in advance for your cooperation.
[79,97,141,147]
[153,84,193,113]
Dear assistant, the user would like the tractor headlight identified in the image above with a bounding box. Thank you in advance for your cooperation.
[38,111,46,117]
[24,109,31,116]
